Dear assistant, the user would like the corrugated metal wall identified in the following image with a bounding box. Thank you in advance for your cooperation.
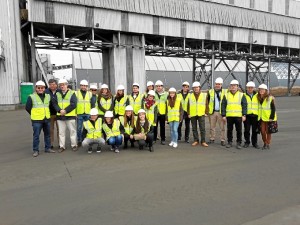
[0,0,26,106]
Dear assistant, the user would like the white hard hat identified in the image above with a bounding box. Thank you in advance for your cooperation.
[246,81,255,88]
[90,85,97,90]
[58,79,68,84]
[80,80,88,86]
[147,81,154,86]
[138,109,146,114]
[148,90,155,96]
[155,80,164,86]
[192,81,201,88]
[117,85,125,90]
[89,108,98,116]
[101,84,109,89]
[104,111,114,118]
[169,87,176,92]
[215,77,223,84]
[230,80,239,85]
[132,82,140,87]
[258,84,268,90]
[125,105,133,111]
[35,80,45,86]
[182,81,190,86]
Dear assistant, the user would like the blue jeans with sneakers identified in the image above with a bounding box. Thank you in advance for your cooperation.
[107,135,123,148]
[32,120,51,152]
[169,121,179,144]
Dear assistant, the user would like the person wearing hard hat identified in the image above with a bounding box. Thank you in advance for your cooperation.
[257,84,277,150]
[143,90,157,129]
[143,81,155,99]
[128,83,143,116]
[154,80,168,145]
[207,77,227,146]
[114,84,129,118]
[97,84,114,118]
[89,84,98,108]
[243,81,260,149]
[45,79,60,150]
[53,79,78,152]
[221,79,247,149]
[102,111,124,153]
[187,81,209,147]
[133,109,154,152]
[76,80,96,147]
[177,81,191,143]
[26,80,55,157]
[166,88,183,148]
[81,108,105,154]
[119,105,136,149]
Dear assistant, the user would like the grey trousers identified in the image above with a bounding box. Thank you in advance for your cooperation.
[190,116,206,143]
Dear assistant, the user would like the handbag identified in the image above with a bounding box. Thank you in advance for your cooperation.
[268,121,278,134]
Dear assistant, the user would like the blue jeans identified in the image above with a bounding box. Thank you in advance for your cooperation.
[32,120,51,152]
[77,114,90,143]
[169,121,179,143]
[107,135,123,148]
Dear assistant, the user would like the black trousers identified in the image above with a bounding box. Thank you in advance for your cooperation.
[178,111,190,141]
[243,115,258,145]
[154,114,166,141]
[124,133,135,146]
[138,133,154,147]
[226,117,242,144]
[190,116,206,143]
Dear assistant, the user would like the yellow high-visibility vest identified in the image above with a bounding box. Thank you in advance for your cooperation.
[155,92,168,115]
[177,92,190,112]
[56,90,76,116]
[83,118,103,139]
[30,93,51,120]
[119,116,136,135]
[208,89,227,114]
[189,92,207,117]
[225,91,243,117]
[102,119,121,140]
[167,98,181,122]
[98,97,113,116]
[114,95,128,116]
[258,97,277,122]
[76,90,91,115]
[144,103,157,126]
[128,93,143,115]
[244,93,258,115]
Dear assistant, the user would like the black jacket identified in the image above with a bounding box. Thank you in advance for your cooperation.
[52,89,77,120]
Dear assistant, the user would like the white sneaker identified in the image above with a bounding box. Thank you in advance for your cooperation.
[169,142,174,147]
[173,143,178,148]
[114,148,120,153]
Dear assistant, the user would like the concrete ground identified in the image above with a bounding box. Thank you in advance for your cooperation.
[0,96,300,225]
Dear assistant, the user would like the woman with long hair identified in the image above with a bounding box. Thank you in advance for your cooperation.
[97,84,114,118]
[257,84,277,150]
[134,109,154,152]
[119,105,136,149]
[114,85,129,118]
[143,90,157,128]
[166,87,183,148]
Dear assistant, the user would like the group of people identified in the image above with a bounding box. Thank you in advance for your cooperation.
[26,77,277,157]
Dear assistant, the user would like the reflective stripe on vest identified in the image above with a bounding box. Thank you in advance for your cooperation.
[98,98,112,115]
[155,92,168,115]
[258,97,277,122]
[208,89,227,114]
[128,93,142,115]
[83,118,103,139]
[226,91,243,117]
[189,93,207,117]
[119,116,135,135]
[245,93,258,115]
[30,93,51,120]
[56,90,76,116]
[102,119,121,140]
[76,90,91,115]
[167,98,181,122]
[114,96,128,116]
[144,103,157,126]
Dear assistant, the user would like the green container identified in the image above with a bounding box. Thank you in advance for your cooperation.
[20,82,34,104]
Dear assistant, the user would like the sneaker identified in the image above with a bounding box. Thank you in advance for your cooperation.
[236,143,242,149]
[88,147,92,154]
[226,142,232,148]
[201,142,209,147]
[110,146,115,151]
[262,144,267,150]
[208,140,214,144]
[243,143,249,148]
[169,142,174,147]
[114,148,120,153]
[192,141,199,146]
[253,144,260,149]
[185,139,190,143]
[149,146,154,152]
[173,143,178,148]
[221,140,226,146]
[33,151,39,157]
[45,149,56,153]
[72,146,78,152]
[96,146,101,153]
[58,147,65,153]
[161,141,166,145]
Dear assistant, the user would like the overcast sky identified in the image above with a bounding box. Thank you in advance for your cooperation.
[37,49,73,79]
